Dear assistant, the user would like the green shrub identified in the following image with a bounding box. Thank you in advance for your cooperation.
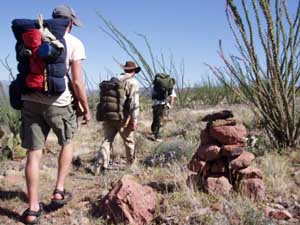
[0,81,22,160]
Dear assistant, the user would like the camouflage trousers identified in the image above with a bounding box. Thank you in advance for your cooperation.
[151,104,168,139]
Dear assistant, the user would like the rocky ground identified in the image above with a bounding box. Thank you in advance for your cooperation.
[0,104,300,225]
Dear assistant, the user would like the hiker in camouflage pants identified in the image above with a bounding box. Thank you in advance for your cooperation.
[95,61,140,174]
[151,87,176,141]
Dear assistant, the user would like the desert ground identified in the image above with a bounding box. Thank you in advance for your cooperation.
[0,103,300,225]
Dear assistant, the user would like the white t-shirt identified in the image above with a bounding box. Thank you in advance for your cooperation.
[22,32,86,106]
[151,87,176,106]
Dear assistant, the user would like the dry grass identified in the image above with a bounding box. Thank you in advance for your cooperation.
[1,104,299,225]
[257,154,292,196]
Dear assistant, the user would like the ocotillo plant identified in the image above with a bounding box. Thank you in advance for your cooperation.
[96,12,192,107]
[209,0,300,148]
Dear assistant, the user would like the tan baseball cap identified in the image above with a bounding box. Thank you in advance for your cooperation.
[52,5,83,27]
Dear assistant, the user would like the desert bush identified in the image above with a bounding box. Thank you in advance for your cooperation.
[258,153,291,196]
[0,58,23,159]
[222,195,272,225]
[188,75,242,106]
[0,57,21,136]
[209,0,300,148]
[191,76,226,106]
[143,139,193,167]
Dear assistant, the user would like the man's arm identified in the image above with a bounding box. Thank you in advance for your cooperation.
[71,60,91,123]
[169,88,176,108]
[126,80,139,130]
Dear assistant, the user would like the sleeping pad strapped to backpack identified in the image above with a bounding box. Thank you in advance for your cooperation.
[9,18,70,109]
[96,77,129,122]
[152,73,176,101]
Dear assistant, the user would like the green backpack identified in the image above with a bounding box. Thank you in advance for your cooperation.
[152,73,176,100]
[96,77,129,121]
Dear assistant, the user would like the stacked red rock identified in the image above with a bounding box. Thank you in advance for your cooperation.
[187,110,265,200]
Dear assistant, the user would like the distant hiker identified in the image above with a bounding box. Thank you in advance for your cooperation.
[11,5,90,225]
[151,73,176,141]
[94,61,140,174]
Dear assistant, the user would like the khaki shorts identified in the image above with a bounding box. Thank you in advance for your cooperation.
[21,101,77,150]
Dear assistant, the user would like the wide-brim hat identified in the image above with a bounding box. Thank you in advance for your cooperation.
[52,5,83,27]
[121,61,141,73]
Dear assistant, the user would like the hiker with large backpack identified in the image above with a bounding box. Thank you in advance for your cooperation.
[94,61,140,174]
[12,5,91,225]
[151,73,176,141]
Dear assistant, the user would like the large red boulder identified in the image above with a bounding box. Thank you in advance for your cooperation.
[200,129,216,145]
[205,176,232,195]
[99,175,157,225]
[239,178,265,201]
[229,151,255,170]
[209,124,247,145]
[237,166,263,179]
[196,145,222,162]
[187,158,209,174]
[221,144,246,157]
[210,159,228,174]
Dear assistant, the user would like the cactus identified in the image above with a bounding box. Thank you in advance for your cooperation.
[209,0,300,148]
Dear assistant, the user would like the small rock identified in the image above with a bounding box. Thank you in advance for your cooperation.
[237,166,263,179]
[229,151,255,170]
[239,178,265,201]
[292,170,300,177]
[210,202,223,212]
[196,144,221,162]
[265,207,292,220]
[201,110,234,122]
[205,176,232,195]
[147,181,179,194]
[66,208,73,216]
[270,203,285,210]
[187,158,208,173]
[210,118,237,127]
[221,144,246,157]
[265,206,274,216]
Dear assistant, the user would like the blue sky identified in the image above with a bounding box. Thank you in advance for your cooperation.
[0,0,298,85]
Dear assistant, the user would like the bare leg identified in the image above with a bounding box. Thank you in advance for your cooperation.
[53,141,73,199]
[25,149,43,222]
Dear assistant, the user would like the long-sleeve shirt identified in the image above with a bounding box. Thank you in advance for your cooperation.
[119,73,140,121]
